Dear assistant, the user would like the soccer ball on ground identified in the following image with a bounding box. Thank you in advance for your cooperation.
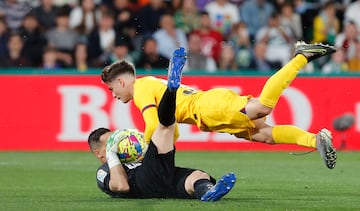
[109,129,148,163]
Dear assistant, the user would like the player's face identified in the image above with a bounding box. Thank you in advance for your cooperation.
[93,137,107,164]
[107,77,132,103]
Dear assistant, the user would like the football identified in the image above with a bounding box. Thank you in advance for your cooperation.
[111,129,148,163]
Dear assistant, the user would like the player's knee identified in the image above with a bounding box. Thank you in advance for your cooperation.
[256,106,272,118]
[246,99,273,119]
[253,136,275,144]
[252,126,275,144]
[264,138,275,144]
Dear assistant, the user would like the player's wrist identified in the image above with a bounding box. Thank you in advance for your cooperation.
[107,151,121,169]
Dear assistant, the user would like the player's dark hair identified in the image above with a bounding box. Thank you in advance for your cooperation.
[101,60,136,83]
[88,128,110,151]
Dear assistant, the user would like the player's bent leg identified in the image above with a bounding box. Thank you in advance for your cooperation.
[258,42,336,109]
[250,121,275,144]
[185,170,211,196]
[316,129,337,169]
[201,172,236,202]
[168,47,187,91]
[245,98,273,120]
[151,124,176,154]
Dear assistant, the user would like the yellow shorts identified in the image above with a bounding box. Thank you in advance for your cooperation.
[194,88,255,139]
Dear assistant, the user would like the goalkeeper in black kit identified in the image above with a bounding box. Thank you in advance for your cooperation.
[87,48,236,201]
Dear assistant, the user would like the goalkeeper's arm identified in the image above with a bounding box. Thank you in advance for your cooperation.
[108,161,129,193]
[106,143,129,193]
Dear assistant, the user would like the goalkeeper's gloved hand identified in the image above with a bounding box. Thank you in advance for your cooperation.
[106,133,123,169]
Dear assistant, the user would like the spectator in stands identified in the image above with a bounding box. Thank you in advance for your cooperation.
[195,0,213,11]
[136,0,150,8]
[41,46,60,70]
[249,41,281,72]
[46,7,80,68]
[229,21,252,69]
[191,11,224,65]
[74,42,89,72]
[347,41,360,72]
[293,0,319,42]
[204,0,240,38]
[111,1,140,52]
[111,0,139,15]
[218,42,237,71]
[240,0,275,42]
[0,0,31,32]
[279,2,303,40]
[0,32,30,67]
[255,12,294,66]
[322,48,348,74]
[136,0,167,37]
[110,36,135,63]
[18,13,48,67]
[0,17,9,58]
[52,0,77,7]
[87,10,118,67]
[335,21,359,61]
[136,37,169,70]
[153,13,188,60]
[344,0,360,31]
[174,0,201,35]
[32,0,59,31]
[170,0,181,11]
[184,33,217,72]
[332,0,352,30]
[312,1,340,45]
[69,0,101,37]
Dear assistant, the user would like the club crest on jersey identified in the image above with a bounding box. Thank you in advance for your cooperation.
[97,169,108,183]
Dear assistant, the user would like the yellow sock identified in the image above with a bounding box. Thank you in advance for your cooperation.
[272,125,316,148]
[259,55,308,108]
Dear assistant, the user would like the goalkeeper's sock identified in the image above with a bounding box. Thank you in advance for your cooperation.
[158,88,177,126]
[194,179,214,200]
[259,55,307,108]
[272,125,316,148]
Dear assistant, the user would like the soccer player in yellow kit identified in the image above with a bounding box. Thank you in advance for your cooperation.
[101,42,337,169]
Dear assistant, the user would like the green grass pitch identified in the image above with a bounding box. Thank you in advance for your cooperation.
[0,151,359,211]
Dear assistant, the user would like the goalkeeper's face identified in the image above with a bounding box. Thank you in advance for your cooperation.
[94,133,109,164]
[106,75,133,103]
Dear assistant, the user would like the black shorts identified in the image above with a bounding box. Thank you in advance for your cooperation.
[134,141,196,199]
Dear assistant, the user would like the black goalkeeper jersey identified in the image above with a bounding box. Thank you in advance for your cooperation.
[95,142,201,199]
[96,162,141,198]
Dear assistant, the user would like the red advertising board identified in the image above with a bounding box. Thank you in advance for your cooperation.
[0,74,359,151]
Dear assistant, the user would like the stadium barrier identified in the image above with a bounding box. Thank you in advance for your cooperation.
[1,69,360,151]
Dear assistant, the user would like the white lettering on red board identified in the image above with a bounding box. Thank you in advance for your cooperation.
[57,85,314,142]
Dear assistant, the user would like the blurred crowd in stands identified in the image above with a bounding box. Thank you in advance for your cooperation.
[0,0,360,73]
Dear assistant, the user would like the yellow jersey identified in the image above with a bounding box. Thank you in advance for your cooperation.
[133,76,254,142]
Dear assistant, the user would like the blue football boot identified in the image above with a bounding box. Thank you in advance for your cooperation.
[201,172,236,202]
[168,47,187,90]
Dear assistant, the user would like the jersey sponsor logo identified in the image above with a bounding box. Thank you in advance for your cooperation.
[124,162,142,169]
[97,169,108,183]
[182,88,197,95]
